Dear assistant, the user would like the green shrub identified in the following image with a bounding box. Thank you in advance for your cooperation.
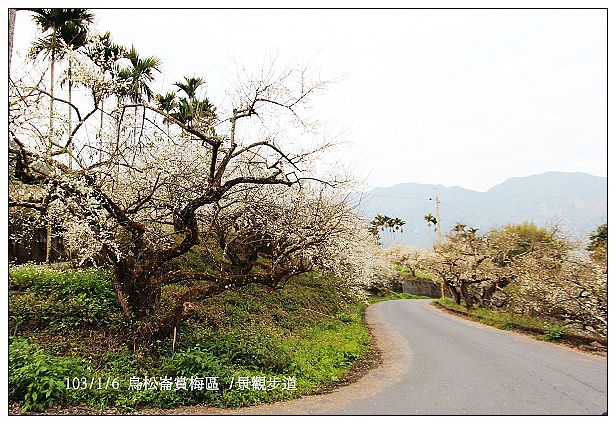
[100,348,139,375]
[498,322,514,330]
[9,338,87,412]
[337,313,357,324]
[543,327,566,341]
[162,347,222,377]
[10,290,121,333]
[199,329,292,373]
[271,309,302,330]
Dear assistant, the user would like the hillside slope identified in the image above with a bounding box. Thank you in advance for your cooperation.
[355,172,606,247]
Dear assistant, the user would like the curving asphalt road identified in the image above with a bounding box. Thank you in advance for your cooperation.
[232,299,607,415]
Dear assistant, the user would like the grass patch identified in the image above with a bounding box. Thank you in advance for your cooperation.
[433,298,572,342]
[9,266,122,335]
[414,269,435,282]
[393,266,434,283]
[368,292,430,304]
[9,264,372,413]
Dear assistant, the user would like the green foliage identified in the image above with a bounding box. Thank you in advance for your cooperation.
[170,246,217,275]
[163,347,222,376]
[10,265,112,295]
[100,347,139,375]
[588,223,607,261]
[283,308,370,386]
[435,298,551,331]
[9,266,121,333]
[337,313,358,324]
[497,322,514,331]
[501,221,552,242]
[368,292,430,303]
[414,269,434,282]
[543,327,566,341]
[393,264,434,285]
[495,221,554,261]
[9,266,372,412]
[189,329,292,373]
[9,338,87,412]
[436,298,575,344]
[370,214,406,241]
[588,223,607,248]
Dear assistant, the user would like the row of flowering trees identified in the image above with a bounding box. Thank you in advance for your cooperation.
[9,9,394,342]
[384,223,607,338]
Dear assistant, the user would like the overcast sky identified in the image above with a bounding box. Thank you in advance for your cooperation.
[12,9,607,191]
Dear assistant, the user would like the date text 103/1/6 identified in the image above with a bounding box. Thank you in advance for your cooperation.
[65,377,121,390]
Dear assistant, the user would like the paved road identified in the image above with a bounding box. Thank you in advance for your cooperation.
[235,299,607,415]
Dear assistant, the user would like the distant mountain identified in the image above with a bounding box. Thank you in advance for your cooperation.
[354,172,607,248]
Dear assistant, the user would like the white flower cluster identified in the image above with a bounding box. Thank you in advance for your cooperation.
[211,184,395,298]
[511,242,606,337]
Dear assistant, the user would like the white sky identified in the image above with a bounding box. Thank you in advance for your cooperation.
[10,8,607,191]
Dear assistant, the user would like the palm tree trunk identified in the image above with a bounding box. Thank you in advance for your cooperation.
[45,28,57,264]
[9,9,16,73]
[134,107,138,144]
[112,102,122,195]
[67,57,74,262]
[99,99,105,136]
[68,56,73,169]
[99,98,105,161]
[47,30,56,155]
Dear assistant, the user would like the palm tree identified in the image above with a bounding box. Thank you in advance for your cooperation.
[29,8,94,264]
[117,45,162,142]
[371,214,404,244]
[9,9,16,71]
[452,223,467,233]
[155,92,177,139]
[86,32,126,141]
[30,9,94,154]
[391,217,405,242]
[424,213,437,231]
[394,217,406,233]
[172,76,216,128]
[60,12,94,169]
[174,76,205,100]
[119,45,162,103]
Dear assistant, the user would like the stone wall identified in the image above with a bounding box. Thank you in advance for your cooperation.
[401,279,450,298]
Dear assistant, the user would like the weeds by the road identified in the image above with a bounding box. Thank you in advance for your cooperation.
[434,298,553,331]
[433,298,606,350]
[368,292,431,304]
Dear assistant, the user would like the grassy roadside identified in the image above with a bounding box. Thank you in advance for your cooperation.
[433,298,607,350]
[368,292,431,304]
[393,265,434,283]
[9,265,374,414]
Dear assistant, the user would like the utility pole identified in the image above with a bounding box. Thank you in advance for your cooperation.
[434,196,442,244]
[430,195,445,298]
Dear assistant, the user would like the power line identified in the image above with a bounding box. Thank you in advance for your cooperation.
[438,201,483,220]
[362,194,432,201]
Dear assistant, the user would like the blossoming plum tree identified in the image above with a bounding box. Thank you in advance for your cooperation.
[9,30,380,341]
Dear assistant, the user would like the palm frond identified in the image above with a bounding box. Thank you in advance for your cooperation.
[174,76,205,99]
[28,35,67,61]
